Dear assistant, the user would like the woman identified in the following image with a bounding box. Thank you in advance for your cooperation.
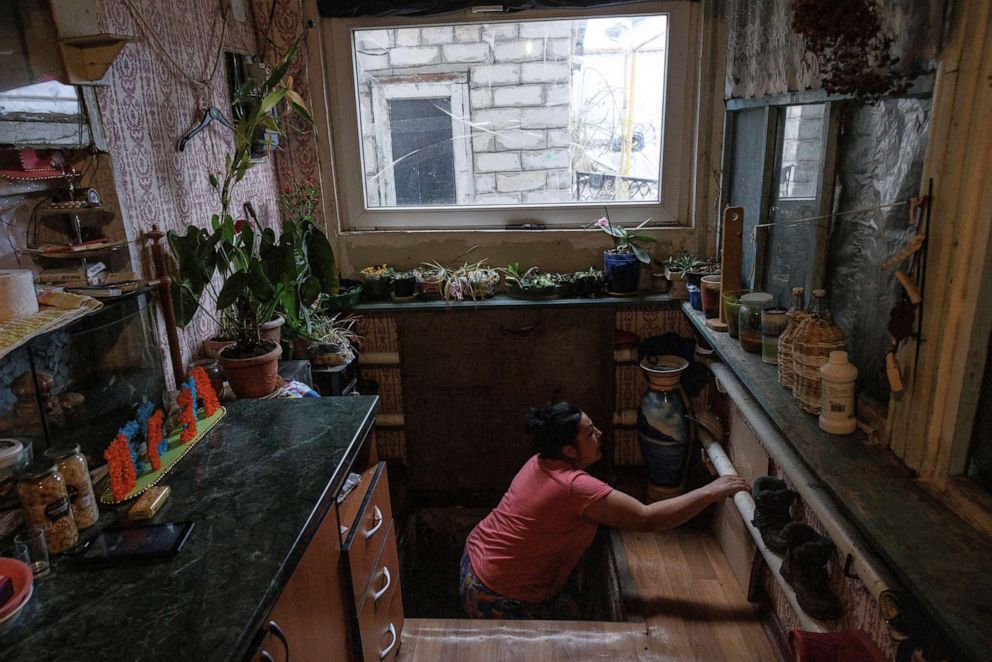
[461,402,748,619]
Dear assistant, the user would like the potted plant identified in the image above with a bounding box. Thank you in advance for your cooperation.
[322,279,363,312]
[168,30,319,398]
[391,270,417,299]
[573,266,604,298]
[203,310,238,358]
[415,263,446,300]
[551,272,575,298]
[501,264,558,299]
[360,264,394,300]
[465,263,500,299]
[594,214,656,295]
[308,313,361,367]
[664,254,698,300]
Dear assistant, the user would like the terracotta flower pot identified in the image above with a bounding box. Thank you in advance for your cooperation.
[217,341,282,399]
[260,315,285,344]
[203,337,236,359]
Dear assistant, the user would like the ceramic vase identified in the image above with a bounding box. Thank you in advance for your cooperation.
[603,251,640,294]
[638,355,691,497]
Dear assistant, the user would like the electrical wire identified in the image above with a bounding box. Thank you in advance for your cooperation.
[752,200,909,229]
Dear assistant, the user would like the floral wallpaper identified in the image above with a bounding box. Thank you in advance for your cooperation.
[90,0,319,383]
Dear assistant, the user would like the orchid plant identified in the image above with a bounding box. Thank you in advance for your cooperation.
[594,214,656,265]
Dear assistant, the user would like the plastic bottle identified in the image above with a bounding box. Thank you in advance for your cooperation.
[818,351,858,434]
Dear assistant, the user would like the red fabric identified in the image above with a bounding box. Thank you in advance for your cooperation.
[466,454,612,602]
[790,629,888,662]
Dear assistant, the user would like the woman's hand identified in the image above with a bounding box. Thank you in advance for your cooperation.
[703,475,750,502]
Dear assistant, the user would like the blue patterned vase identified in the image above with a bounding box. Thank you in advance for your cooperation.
[638,355,691,495]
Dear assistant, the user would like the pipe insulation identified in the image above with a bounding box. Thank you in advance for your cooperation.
[707,361,904,611]
[697,425,829,633]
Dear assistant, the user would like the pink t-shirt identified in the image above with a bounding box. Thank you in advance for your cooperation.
[465,454,613,602]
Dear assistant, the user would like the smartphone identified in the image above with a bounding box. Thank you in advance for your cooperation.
[79,521,195,561]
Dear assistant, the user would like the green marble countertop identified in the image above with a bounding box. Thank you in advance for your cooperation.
[2,396,379,662]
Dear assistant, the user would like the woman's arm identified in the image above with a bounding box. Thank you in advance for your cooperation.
[584,475,749,532]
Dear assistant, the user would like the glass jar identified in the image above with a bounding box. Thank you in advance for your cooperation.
[17,461,78,553]
[738,292,774,353]
[722,289,753,339]
[700,275,722,319]
[761,308,789,364]
[45,444,99,529]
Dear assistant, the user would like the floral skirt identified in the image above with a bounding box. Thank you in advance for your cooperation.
[459,548,580,620]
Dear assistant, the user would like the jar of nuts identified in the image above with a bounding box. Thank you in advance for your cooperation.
[45,444,99,529]
[17,461,78,553]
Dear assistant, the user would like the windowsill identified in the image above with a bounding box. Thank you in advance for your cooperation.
[353,291,678,312]
[683,304,992,660]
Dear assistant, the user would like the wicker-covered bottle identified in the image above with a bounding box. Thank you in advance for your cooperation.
[792,289,846,414]
[777,287,807,390]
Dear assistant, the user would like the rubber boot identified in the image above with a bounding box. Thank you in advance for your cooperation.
[750,476,798,554]
[779,522,843,620]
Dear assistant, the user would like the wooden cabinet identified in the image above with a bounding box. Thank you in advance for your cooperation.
[252,440,403,661]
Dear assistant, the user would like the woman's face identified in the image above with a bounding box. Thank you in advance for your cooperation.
[568,413,602,469]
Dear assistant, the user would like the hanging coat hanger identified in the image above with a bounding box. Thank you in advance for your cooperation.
[178,107,236,152]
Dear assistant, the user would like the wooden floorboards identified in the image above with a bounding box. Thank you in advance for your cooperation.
[397,526,778,661]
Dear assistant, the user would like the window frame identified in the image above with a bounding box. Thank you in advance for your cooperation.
[321,2,696,232]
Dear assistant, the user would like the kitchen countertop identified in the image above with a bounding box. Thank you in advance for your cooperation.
[1,396,379,662]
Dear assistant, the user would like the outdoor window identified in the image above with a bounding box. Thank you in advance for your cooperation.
[324,3,695,230]
[777,104,824,200]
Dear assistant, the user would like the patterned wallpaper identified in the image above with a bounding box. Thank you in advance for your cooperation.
[89,0,319,381]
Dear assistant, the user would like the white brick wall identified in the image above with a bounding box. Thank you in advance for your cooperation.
[494,40,544,63]
[498,171,546,192]
[389,46,440,67]
[421,26,454,45]
[476,152,521,172]
[470,64,520,86]
[520,61,570,84]
[443,43,490,63]
[493,85,544,106]
[395,29,420,47]
[495,129,546,150]
[470,88,493,109]
[519,21,571,39]
[521,148,569,170]
[454,25,481,42]
[475,174,496,193]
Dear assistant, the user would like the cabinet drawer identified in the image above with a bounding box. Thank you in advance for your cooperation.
[355,523,404,661]
[342,461,393,603]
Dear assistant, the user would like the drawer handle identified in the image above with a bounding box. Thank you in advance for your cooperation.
[269,620,290,661]
[364,505,384,539]
[380,623,397,659]
[373,566,392,602]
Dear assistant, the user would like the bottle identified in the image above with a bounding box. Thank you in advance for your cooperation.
[17,461,79,553]
[777,287,807,390]
[792,289,846,414]
[45,444,99,529]
[819,351,858,434]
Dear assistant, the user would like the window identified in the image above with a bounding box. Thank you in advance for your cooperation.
[324,3,695,230]
[777,104,824,200]
[0,80,90,147]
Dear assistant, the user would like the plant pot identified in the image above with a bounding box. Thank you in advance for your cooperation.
[416,273,445,300]
[574,275,603,298]
[665,268,687,300]
[685,269,706,290]
[392,276,416,298]
[323,279,363,312]
[467,270,500,299]
[217,341,282,399]
[603,250,641,294]
[362,276,392,300]
[309,340,351,367]
[555,281,575,298]
[203,336,236,359]
[260,315,285,344]
[291,337,310,360]
[650,272,672,294]
[506,282,557,300]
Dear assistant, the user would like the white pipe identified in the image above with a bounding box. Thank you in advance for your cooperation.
[698,425,830,633]
[707,361,903,609]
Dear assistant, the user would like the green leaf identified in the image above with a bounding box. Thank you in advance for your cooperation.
[628,234,657,243]
[217,271,250,309]
[631,244,652,265]
[307,227,337,294]
[258,88,288,116]
[209,173,218,189]
[248,260,275,301]
[300,275,321,307]
[171,280,202,328]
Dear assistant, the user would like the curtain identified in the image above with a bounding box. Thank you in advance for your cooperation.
[317,0,660,19]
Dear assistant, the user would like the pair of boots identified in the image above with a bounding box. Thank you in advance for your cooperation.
[751,477,842,621]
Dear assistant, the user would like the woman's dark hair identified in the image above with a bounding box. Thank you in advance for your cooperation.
[525,402,583,459]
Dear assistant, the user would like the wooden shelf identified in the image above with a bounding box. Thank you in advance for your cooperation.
[36,205,112,219]
[59,33,133,84]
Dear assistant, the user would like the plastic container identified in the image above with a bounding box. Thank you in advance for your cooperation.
[17,461,78,554]
[819,351,858,434]
[738,292,774,353]
[45,444,99,529]
[687,284,702,311]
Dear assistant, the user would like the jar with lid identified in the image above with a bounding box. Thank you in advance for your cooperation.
[17,461,78,553]
[45,444,99,529]
[738,292,774,353]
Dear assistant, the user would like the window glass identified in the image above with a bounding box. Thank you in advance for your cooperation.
[352,15,668,210]
[777,104,824,200]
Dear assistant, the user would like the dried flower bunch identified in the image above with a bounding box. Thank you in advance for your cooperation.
[791,0,910,98]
